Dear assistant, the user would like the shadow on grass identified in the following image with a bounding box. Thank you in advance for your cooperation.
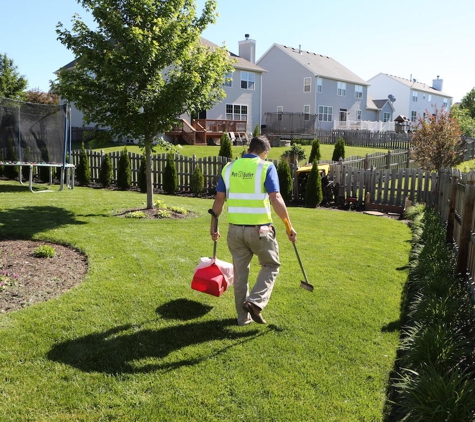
[48,317,271,374]
[0,206,85,239]
[156,298,213,321]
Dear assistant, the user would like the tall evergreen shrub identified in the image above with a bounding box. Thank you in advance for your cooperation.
[190,164,205,196]
[137,154,147,193]
[253,124,260,137]
[304,159,323,208]
[117,147,131,190]
[4,142,19,179]
[76,142,91,186]
[99,153,113,188]
[332,137,345,162]
[218,133,232,159]
[277,159,293,203]
[308,139,321,163]
[163,153,178,195]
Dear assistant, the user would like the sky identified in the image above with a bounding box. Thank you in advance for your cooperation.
[1,0,473,102]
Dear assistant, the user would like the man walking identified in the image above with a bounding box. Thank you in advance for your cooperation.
[209,135,297,325]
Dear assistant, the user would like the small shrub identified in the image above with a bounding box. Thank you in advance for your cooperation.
[281,144,306,164]
[76,142,91,186]
[218,133,232,159]
[157,209,172,218]
[117,147,131,190]
[304,159,323,207]
[4,142,19,179]
[0,270,19,290]
[190,164,204,196]
[163,153,177,195]
[169,206,188,215]
[308,139,321,163]
[332,137,345,161]
[154,199,167,209]
[137,154,147,193]
[99,153,113,188]
[125,211,146,218]
[253,124,260,137]
[277,159,293,203]
[34,244,56,258]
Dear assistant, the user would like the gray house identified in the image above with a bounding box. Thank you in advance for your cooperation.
[257,43,392,133]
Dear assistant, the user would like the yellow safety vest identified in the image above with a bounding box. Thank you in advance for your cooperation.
[222,157,272,225]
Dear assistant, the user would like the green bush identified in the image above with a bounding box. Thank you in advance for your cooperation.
[332,137,345,161]
[4,143,19,180]
[76,142,91,186]
[34,244,56,258]
[277,159,293,203]
[253,124,259,138]
[190,164,204,196]
[308,139,321,163]
[137,154,147,193]
[281,144,306,164]
[117,147,131,190]
[304,159,322,207]
[99,153,113,188]
[218,133,232,159]
[163,153,177,195]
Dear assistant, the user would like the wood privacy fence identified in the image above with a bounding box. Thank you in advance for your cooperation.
[435,168,475,299]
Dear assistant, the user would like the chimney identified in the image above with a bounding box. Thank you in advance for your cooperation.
[239,34,256,63]
[432,76,444,91]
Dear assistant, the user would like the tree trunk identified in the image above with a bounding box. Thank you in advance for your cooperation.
[145,138,154,209]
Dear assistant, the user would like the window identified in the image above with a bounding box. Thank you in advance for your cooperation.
[240,71,255,90]
[226,104,248,121]
[304,77,311,93]
[303,105,310,121]
[339,109,347,122]
[277,106,283,122]
[411,111,417,122]
[355,85,363,99]
[223,72,233,87]
[317,78,322,93]
[356,110,362,120]
[443,98,448,108]
[412,91,418,102]
[383,112,390,122]
[337,82,346,96]
[318,105,333,122]
[428,94,432,102]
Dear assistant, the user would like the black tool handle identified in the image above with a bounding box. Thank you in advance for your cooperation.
[209,209,218,260]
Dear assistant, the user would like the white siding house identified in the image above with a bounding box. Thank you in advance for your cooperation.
[257,44,394,132]
[367,73,452,124]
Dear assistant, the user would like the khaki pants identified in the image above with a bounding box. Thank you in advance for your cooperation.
[227,224,280,325]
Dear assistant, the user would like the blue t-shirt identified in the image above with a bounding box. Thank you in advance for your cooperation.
[216,154,280,194]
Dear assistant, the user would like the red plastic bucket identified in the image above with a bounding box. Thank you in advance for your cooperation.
[191,263,228,297]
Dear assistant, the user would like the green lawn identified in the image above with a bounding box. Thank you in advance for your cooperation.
[81,142,389,163]
[0,181,411,421]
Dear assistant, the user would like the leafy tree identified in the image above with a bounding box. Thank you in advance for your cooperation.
[55,0,233,208]
[412,106,462,171]
[304,159,323,208]
[137,154,147,193]
[0,53,27,100]
[190,163,204,196]
[76,142,91,186]
[117,147,131,190]
[460,87,475,119]
[332,137,345,161]
[24,88,59,105]
[99,153,113,188]
[308,138,321,163]
[218,132,232,159]
[163,153,178,195]
[451,104,475,138]
[277,159,293,203]
[280,144,306,164]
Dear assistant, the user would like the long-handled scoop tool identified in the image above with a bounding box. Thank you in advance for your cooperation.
[284,218,314,292]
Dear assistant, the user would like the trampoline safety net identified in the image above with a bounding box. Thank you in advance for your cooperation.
[0,97,67,165]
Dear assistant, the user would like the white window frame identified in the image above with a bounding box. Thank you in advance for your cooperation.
[317,78,322,93]
[318,105,333,122]
[428,94,432,102]
[240,71,255,90]
[303,105,310,121]
[337,82,346,96]
[304,77,311,93]
[223,72,233,87]
[443,98,448,108]
[356,110,362,120]
[411,111,417,122]
[383,112,390,122]
[226,104,248,121]
[412,91,418,102]
[277,106,283,122]
[355,85,363,99]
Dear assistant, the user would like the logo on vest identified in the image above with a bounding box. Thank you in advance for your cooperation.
[231,170,254,180]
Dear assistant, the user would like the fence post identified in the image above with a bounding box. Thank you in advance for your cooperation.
[386,150,391,169]
[457,170,475,275]
[446,168,459,244]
